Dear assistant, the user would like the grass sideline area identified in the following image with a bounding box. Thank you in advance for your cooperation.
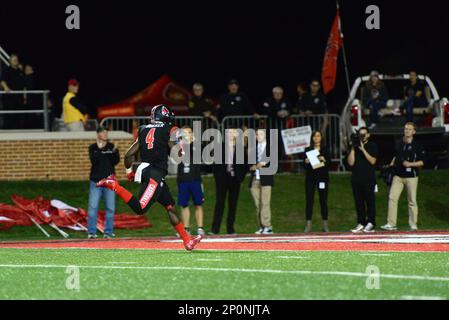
[1,170,448,240]
[0,248,448,299]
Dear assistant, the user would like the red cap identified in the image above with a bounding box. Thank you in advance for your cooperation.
[68,79,79,86]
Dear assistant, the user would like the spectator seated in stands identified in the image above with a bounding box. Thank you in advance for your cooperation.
[363,70,388,129]
[397,70,428,123]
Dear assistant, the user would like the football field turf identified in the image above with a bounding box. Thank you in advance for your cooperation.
[0,233,448,300]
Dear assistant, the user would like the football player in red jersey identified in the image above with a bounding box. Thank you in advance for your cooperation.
[96,104,202,251]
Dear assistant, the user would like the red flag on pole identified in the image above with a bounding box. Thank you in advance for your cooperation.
[321,9,343,95]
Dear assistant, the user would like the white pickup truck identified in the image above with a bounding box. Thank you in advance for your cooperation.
[340,74,449,168]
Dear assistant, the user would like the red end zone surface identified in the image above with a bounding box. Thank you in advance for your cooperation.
[1,231,449,252]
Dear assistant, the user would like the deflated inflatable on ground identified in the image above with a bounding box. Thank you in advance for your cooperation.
[0,195,152,233]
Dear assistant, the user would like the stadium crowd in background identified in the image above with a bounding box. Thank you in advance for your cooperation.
[0,51,436,237]
[0,54,32,129]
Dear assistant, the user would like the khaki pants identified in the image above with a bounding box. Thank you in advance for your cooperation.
[65,121,85,131]
[387,175,419,228]
[250,180,272,227]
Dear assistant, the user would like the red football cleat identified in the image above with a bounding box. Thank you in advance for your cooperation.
[96,175,119,191]
[184,235,203,251]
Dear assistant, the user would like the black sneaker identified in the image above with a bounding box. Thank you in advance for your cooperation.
[103,233,116,239]
[87,234,97,239]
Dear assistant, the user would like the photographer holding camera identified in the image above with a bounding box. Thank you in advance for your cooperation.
[347,127,378,233]
[381,122,425,231]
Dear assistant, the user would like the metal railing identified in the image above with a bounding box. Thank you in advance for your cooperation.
[52,118,99,132]
[101,114,344,171]
[99,116,218,135]
[0,90,50,131]
[0,46,10,67]
[221,114,343,170]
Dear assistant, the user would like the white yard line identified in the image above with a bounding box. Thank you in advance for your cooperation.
[108,262,137,264]
[196,258,223,262]
[0,264,448,282]
[400,295,446,300]
[277,256,307,259]
[359,253,393,257]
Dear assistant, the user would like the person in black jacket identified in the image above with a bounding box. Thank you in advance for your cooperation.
[303,131,330,233]
[249,129,275,234]
[399,71,428,123]
[260,86,292,161]
[381,122,425,231]
[210,128,248,235]
[347,126,378,233]
[216,79,260,123]
[260,86,292,129]
[87,126,120,239]
[188,83,218,129]
[301,80,328,132]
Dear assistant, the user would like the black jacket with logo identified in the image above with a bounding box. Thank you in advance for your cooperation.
[89,142,120,182]
[393,139,425,178]
[217,91,254,121]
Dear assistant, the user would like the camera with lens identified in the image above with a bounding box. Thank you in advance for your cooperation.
[350,130,367,148]
[350,131,361,148]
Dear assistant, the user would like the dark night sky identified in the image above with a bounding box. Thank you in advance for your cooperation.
[1,0,448,116]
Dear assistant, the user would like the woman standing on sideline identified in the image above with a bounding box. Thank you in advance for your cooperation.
[303,131,330,233]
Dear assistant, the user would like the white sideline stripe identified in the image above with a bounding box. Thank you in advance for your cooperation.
[108,262,137,264]
[0,247,446,253]
[277,256,307,259]
[359,253,392,257]
[0,264,448,282]
[401,295,446,300]
[196,259,223,262]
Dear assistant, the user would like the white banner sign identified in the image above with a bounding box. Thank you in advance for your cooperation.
[281,125,312,155]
